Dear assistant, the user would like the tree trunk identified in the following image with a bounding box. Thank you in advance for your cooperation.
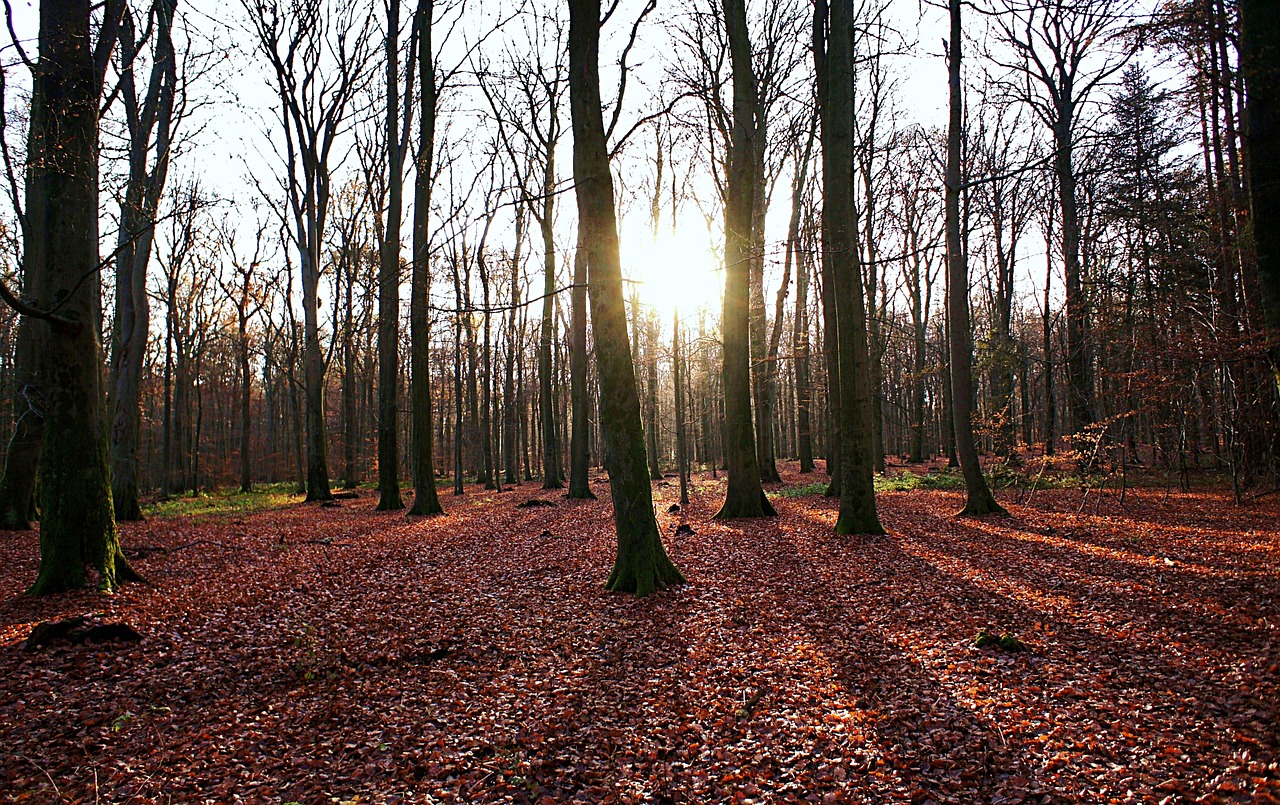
[0,319,40,530]
[1241,0,1280,405]
[817,0,882,534]
[109,0,174,521]
[538,156,564,489]
[26,0,141,594]
[716,0,775,519]
[568,228,595,498]
[945,0,1004,516]
[568,0,683,595]
[674,309,689,505]
[408,0,443,516]
[376,0,405,510]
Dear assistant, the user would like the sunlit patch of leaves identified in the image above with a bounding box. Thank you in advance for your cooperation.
[0,466,1277,803]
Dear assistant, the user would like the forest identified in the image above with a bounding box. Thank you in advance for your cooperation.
[0,0,1278,801]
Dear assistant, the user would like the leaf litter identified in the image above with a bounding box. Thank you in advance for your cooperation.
[0,464,1277,803]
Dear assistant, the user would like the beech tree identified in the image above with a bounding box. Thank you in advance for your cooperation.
[945,0,1004,516]
[568,0,683,595]
[245,0,374,502]
[815,0,882,535]
[14,0,142,593]
[715,0,774,519]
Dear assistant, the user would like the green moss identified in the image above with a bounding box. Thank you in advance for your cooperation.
[142,482,301,521]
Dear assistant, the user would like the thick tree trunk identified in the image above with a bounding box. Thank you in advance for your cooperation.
[568,0,682,596]
[817,0,881,534]
[945,0,1004,516]
[408,0,442,516]
[716,0,775,519]
[26,0,140,594]
[1241,0,1280,405]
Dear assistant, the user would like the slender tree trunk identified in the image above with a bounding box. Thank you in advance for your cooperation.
[946,0,1004,516]
[0,319,41,529]
[794,246,814,473]
[376,0,405,510]
[408,0,442,516]
[674,309,689,505]
[538,159,564,489]
[568,228,595,498]
[568,0,683,595]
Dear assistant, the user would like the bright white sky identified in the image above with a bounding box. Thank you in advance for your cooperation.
[1,0,1165,336]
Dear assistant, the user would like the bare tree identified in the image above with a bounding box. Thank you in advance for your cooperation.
[244,0,374,501]
[568,0,683,595]
[815,0,882,534]
[947,0,1005,515]
[990,0,1137,436]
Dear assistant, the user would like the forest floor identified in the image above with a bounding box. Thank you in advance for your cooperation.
[1,463,1277,804]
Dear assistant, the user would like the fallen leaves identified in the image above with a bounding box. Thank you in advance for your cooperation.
[0,464,1277,803]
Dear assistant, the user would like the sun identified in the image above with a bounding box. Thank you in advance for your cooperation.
[622,224,723,330]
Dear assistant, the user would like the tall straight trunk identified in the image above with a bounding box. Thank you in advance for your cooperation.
[479,248,497,491]
[817,0,881,534]
[794,244,815,473]
[716,0,775,519]
[0,317,41,529]
[645,313,662,480]
[1042,218,1056,456]
[376,0,405,510]
[945,0,1004,516]
[238,300,253,492]
[503,213,525,484]
[1240,0,1280,404]
[1056,115,1091,434]
[452,260,465,495]
[568,0,683,595]
[568,228,595,498]
[342,260,358,488]
[674,309,689,505]
[109,0,175,521]
[25,0,141,593]
[538,158,564,489]
[749,156,779,484]
[408,0,442,516]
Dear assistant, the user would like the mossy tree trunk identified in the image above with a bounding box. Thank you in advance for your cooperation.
[26,0,140,594]
[568,0,683,596]
[716,0,775,520]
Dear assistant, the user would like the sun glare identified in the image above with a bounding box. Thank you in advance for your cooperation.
[623,226,723,329]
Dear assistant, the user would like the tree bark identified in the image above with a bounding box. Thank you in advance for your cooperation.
[408,0,443,516]
[568,0,683,595]
[816,0,882,534]
[1241,0,1280,403]
[716,0,775,519]
[26,0,141,594]
[568,228,595,498]
[377,0,406,510]
[945,0,1004,516]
